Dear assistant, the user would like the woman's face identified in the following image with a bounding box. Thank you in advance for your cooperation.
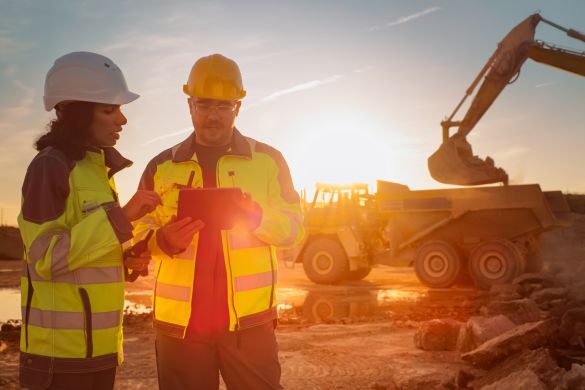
[87,104,127,147]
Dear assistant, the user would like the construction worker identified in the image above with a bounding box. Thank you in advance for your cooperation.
[17,51,161,390]
[135,53,304,389]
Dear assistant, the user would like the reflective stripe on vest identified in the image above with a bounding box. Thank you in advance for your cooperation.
[234,270,277,292]
[228,231,268,250]
[22,265,122,284]
[156,282,191,302]
[22,307,120,330]
[278,210,303,247]
[28,231,71,275]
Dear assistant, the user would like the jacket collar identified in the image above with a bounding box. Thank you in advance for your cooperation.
[172,127,251,163]
[86,146,133,178]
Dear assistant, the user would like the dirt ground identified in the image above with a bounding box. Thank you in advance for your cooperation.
[0,259,477,389]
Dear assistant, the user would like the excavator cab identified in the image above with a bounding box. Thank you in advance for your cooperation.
[429,13,585,186]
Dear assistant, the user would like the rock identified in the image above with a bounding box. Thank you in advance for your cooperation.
[0,320,21,333]
[457,315,516,353]
[455,367,484,389]
[514,273,555,287]
[414,319,463,351]
[488,283,523,301]
[555,271,579,287]
[469,348,564,389]
[485,299,541,325]
[531,287,569,305]
[555,363,585,390]
[549,301,574,320]
[461,320,555,369]
[559,308,585,348]
[567,282,585,305]
[480,369,546,390]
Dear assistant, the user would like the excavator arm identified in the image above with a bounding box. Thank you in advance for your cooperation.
[428,14,585,186]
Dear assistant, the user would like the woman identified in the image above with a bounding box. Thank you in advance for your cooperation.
[17,51,160,390]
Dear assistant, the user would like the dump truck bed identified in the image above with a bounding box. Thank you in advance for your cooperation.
[376,184,564,252]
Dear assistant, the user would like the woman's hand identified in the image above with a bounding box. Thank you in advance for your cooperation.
[124,250,151,281]
[123,190,162,221]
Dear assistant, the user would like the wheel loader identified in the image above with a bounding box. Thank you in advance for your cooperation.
[296,14,583,289]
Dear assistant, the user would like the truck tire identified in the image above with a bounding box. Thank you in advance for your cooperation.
[302,238,349,284]
[346,266,372,281]
[302,292,350,322]
[414,240,462,288]
[469,238,524,290]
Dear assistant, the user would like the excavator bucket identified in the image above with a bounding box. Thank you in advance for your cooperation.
[428,14,539,186]
[428,136,508,186]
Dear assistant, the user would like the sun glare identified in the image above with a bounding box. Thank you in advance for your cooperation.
[286,109,428,197]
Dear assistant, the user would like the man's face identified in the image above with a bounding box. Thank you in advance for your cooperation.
[189,97,240,146]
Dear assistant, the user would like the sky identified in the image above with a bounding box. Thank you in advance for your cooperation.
[1,0,584,225]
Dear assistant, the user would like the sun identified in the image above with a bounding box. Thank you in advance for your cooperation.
[284,109,430,197]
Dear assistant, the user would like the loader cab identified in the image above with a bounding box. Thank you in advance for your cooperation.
[304,183,371,229]
[298,183,376,285]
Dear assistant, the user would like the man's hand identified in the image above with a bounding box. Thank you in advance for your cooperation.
[238,192,262,230]
[123,190,162,222]
[159,216,205,253]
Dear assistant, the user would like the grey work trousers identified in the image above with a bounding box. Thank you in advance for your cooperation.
[155,322,282,390]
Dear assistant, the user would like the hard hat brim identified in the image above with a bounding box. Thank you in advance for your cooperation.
[44,90,140,111]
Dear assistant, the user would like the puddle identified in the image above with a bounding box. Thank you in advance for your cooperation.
[277,287,478,323]
[1,285,479,325]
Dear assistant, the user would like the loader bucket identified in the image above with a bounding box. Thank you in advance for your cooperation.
[428,136,509,186]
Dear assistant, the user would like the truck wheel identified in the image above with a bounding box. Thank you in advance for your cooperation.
[302,238,348,284]
[346,266,372,281]
[414,240,462,288]
[302,292,350,322]
[469,239,524,290]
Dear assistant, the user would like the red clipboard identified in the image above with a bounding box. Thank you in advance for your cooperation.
[177,188,243,229]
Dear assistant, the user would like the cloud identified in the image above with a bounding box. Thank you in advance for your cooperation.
[353,65,375,73]
[100,31,193,53]
[142,127,192,146]
[235,33,274,51]
[0,79,36,123]
[368,6,440,31]
[535,82,556,88]
[259,75,343,103]
[239,49,300,65]
[0,30,31,60]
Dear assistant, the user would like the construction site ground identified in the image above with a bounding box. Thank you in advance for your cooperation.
[0,258,476,389]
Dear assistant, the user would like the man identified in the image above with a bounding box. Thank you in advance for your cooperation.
[135,53,304,389]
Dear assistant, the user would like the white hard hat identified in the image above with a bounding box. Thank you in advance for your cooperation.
[43,51,139,111]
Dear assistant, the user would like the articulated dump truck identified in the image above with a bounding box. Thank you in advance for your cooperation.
[294,13,583,289]
[295,182,571,290]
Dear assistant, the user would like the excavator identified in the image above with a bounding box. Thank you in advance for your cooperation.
[428,13,585,186]
[296,14,583,290]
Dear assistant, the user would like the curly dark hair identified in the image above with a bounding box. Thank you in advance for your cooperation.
[35,101,95,161]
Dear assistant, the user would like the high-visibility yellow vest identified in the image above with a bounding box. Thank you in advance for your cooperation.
[17,146,133,384]
[135,129,304,337]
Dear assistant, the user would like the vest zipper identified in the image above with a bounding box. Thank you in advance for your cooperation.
[78,288,93,358]
[153,260,163,320]
[24,264,34,350]
[217,156,240,334]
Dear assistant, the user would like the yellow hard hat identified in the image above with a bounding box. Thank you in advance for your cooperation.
[183,54,246,101]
